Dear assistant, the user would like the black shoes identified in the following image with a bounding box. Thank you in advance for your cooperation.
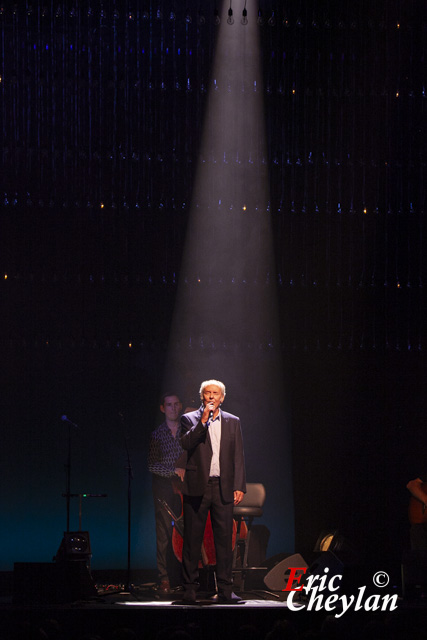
[212,592,244,605]
[172,590,199,605]
[172,590,244,606]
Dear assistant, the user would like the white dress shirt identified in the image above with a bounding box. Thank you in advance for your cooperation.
[208,411,221,477]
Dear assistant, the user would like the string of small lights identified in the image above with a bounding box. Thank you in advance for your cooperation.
[0,0,425,352]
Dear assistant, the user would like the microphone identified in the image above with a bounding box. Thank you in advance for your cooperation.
[61,415,79,428]
[208,410,214,420]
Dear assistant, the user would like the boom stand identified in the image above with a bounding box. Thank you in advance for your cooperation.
[120,413,134,594]
[64,421,73,532]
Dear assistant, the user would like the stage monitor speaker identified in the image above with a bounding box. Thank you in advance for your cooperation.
[13,561,97,605]
[263,553,308,592]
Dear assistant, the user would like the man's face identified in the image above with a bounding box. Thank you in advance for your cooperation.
[160,395,182,421]
[202,385,224,412]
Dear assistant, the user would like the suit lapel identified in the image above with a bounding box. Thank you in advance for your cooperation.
[219,412,227,464]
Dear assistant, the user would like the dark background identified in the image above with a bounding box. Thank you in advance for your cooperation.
[0,0,426,575]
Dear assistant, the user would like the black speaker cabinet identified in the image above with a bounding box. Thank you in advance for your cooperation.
[309,550,344,578]
[401,549,427,599]
[13,561,97,605]
[307,550,368,596]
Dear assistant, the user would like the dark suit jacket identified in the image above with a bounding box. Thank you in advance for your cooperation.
[180,407,246,503]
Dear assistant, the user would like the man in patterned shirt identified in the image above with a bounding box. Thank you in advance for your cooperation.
[148,392,186,592]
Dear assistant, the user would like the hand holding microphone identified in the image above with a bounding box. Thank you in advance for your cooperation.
[203,401,215,424]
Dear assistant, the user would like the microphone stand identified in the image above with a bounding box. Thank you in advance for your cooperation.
[65,421,72,532]
[61,416,79,532]
[119,413,134,595]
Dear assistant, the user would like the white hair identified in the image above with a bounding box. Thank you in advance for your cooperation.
[199,379,226,400]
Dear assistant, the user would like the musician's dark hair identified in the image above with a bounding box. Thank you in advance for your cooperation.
[160,391,181,406]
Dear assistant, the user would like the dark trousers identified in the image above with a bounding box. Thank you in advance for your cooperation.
[182,477,234,596]
[152,475,182,585]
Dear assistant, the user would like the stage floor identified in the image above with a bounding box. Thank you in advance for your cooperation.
[2,570,427,639]
[2,589,427,640]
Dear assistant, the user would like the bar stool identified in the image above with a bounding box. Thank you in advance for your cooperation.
[232,483,266,591]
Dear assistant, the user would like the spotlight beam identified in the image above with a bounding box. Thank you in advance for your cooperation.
[165,0,294,558]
